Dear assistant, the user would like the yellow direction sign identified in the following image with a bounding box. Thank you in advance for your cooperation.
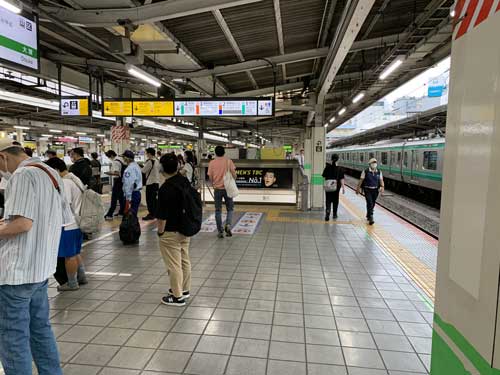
[103,100,133,116]
[133,100,174,116]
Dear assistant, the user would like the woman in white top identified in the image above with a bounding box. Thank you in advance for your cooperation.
[180,150,196,183]
[46,157,87,291]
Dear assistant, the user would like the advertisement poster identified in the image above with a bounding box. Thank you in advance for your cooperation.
[234,168,293,189]
[232,212,263,235]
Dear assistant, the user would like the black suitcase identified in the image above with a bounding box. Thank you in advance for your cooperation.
[54,257,68,285]
[119,212,141,244]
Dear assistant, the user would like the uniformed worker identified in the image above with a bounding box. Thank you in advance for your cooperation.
[121,150,143,217]
[356,157,384,225]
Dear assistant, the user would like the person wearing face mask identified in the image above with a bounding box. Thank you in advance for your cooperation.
[356,157,385,225]
[0,139,73,375]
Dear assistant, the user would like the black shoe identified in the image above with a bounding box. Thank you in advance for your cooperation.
[142,214,155,221]
[161,294,186,307]
[169,289,190,300]
[332,214,338,220]
[104,215,113,221]
[368,218,375,225]
[225,225,233,237]
[217,232,224,239]
[325,212,330,221]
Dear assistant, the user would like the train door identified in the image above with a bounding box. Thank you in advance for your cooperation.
[410,150,419,183]
[390,151,395,175]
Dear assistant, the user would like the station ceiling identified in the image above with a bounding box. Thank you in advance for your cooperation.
[0,0,454,144]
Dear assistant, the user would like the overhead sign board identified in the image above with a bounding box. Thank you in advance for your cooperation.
[0,8,39,72]
[133,100,174,117]
[60,97,90,116]
[174,98,274,117]
[102,97,274,117]
[103,100,133,117]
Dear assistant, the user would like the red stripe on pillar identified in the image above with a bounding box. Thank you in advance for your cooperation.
[454,0,467,28]
[456,0,480,39]
[497,0,500,11]
[475,0,494,26]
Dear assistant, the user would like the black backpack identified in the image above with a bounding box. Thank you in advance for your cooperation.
[167,176,203,237]
[119,212,141,244]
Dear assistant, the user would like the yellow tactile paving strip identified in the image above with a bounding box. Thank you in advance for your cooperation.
[339,195,436,301]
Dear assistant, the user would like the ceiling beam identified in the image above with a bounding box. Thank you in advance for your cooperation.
[317,0,377,104]
[273,0,286,79]
[212,9,258,89]
[40,0,266,27]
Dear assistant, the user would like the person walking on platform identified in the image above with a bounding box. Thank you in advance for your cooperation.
[122,150,143,217]
[104,150,126,220]
[142,148,160,221]
[356,157,385,225]
[208,145,236,238]
[157,153,192,306]
[45,157,88,292]
[0,140,73,375]
[322,153,345,221]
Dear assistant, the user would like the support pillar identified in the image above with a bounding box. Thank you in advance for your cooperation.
[307,104,325,210]
[16,129,24,144]
[431,9,500,374]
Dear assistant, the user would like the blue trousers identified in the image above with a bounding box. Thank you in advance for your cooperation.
[129,190,141,216]
[0,280,62,375]
[106,179,125,217]
[214,189,234,233]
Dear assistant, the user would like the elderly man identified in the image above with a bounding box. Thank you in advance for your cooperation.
[0,139,72,375]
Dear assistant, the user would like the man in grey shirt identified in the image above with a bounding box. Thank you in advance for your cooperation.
[141,147,160,220]
[0,140,72,375]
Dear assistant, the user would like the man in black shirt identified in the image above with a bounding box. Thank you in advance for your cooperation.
[69,148,94,188]
[157,153,192,307]
[322,153,345,221]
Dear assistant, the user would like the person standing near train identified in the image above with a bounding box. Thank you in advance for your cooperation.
[322,153,345,221]
[356,157,385,225]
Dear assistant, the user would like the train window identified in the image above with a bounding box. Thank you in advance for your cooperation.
[423,151,438,170]
[359,153,364,162]
[369,152,375,159]
[346,153,350,161]
[381,152,388,165]
[390,152,395,165]
[397,152,402,163]
[403,152,408,168]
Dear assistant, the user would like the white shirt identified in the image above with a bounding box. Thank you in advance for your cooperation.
[0,158,73,285]
[182,162,194,183]
[141,158,161,185]
[111,157,124,176]
[62,173,85,231]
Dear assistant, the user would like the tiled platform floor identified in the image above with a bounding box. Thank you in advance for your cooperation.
[1,191,435,375]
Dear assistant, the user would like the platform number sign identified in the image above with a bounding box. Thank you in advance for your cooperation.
[60,97,90,116]
[316,141,323,153]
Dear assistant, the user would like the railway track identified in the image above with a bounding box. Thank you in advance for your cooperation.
[344,176,440,238]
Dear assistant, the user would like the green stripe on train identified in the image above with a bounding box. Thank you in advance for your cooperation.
[339,162,442,181]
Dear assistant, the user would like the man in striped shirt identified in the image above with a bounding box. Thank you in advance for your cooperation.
[0,140,72,375]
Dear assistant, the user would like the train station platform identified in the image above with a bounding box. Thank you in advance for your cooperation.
[2,190,437,375]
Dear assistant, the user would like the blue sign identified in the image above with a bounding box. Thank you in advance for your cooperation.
[428,85,444,97]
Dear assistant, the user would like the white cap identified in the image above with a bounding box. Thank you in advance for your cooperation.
[0,139,22,152]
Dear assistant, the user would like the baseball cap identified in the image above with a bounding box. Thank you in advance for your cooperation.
[369,158,377,164]
[0,138,23,152]
[122,150,135,160]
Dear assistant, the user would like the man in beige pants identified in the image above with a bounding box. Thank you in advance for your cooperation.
[156,153,191,306]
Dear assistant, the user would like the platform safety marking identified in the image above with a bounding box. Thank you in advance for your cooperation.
[200,213,227,232]
[339,194,436,301]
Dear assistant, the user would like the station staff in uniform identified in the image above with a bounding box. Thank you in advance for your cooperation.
[356,157,385,225]
[122,150,143,217]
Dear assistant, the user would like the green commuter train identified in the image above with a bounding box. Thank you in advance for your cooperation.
[327,138,445,196]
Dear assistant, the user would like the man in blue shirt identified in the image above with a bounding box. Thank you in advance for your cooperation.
[121,150,143,217]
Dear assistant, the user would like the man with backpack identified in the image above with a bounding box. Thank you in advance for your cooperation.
[69,147,95,189]
[322,153,345,221]
[104,150,126,220]
[356,157,385,225]
[141,147,160,221]
[157,153,202,306]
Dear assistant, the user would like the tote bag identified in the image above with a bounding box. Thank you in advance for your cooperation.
[223,159,239,198]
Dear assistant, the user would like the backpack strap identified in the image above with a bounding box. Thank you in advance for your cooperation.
[27,163,61,194]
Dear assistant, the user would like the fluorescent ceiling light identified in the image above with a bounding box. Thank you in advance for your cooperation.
[450,9,455,17]
[380,57,404,80]
[14,126,29,130]
[76,132,87,135]
[352,92,365,104]
[126,65,162,88]
[0,0,22,14]
[49,129,63,133]
[329,117,335,123]
[97,134,105,137]
[130,137,135,140]
[41,134,53,137]
[338,107,347,116]
[324,124,328,128]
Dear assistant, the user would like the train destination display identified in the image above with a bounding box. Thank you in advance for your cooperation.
[0,8,39,71]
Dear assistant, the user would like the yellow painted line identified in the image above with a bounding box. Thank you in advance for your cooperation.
[340,194,436,301]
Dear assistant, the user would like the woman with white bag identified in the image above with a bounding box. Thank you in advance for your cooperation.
[208,146,237,238]
[322,153,345,221]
